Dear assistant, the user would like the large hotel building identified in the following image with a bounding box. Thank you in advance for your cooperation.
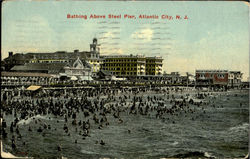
[101,55,163,77]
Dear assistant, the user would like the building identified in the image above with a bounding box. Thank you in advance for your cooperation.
[3,50,90,74]
[162,72,195,85]
[2,38,102,74]
[195,70,228,87]
[1,71,55,86]
[2,37,163,79]
[60,57,93,81]
[146,57,163,75]
[2,52,33,71]
[87,38,103,75]
[101,54,146,77]
[228,71,243,88]
[10,62,66,74]
[95,70,115,81]
[100,55,163,78]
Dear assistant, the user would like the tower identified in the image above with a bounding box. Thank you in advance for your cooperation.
[90,38,100,58]
[88,37,102,74]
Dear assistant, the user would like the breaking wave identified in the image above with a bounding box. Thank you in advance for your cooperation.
[171,141,179,146]
[17,115,50,125]
[80,149,97,155]
[229,123,249,131]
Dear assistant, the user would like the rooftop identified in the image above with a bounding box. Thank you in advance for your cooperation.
[1,71,53,77]
[196,70,228,73]
[101,54,145,58]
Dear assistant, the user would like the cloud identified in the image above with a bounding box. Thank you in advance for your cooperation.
[131,28,153,42]
[2,15,57,57]
[102,32,115,38]
[102,48,123,55]
[166,31,249,81]
[114,48,123,55]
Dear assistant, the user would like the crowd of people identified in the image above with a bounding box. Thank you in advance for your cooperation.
[0,86,241,156]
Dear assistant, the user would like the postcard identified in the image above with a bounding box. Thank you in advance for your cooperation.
[1,1,249,159]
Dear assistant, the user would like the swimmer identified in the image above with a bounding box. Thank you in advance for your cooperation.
[100,140,105,145]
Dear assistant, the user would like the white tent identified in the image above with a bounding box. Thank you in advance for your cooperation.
[70,76,78,81]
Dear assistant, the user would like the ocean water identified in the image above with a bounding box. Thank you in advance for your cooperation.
[1,89,249,159]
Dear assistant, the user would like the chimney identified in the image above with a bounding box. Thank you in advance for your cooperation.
[9,52,13,57]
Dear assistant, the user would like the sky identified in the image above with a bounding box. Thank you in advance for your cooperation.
[2,1,249,80]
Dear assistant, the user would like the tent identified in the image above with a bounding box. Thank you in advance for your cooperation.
[70,76,78,81]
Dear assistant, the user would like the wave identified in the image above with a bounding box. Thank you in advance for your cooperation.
[170,141,178,146]
[80,149,97,155]
[229,123,249,131]
[17,118,33,125]
[17,115,50,125]
[204,152,216,158]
